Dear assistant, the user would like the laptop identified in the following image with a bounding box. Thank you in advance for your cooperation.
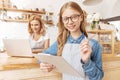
[3,39,34,57]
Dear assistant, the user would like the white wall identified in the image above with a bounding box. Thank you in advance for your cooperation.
[0,21,58,48]
[0,22,28,49]
[10,0,120,19]
[1,0,120,20]
[0,0,120,48]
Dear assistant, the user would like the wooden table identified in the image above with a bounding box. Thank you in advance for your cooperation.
[1,53,120,80]
[102,57,120,80]
[0,53,62,80]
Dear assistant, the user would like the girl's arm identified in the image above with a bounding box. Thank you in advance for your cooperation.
[81,40,104,80]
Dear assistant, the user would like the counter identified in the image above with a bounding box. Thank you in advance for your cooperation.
[102,57,120,80]
[1,53,120,80]
[0,53,62,80]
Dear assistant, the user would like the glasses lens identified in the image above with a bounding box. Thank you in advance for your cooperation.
[62,14,80,24]
[71,15,80,22]
[62,17,68,23]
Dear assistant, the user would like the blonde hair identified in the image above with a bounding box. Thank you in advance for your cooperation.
[28,15,46,36]
[57,1,88,56]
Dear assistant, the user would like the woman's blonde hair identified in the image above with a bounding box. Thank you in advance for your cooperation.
[57,1,88,56]
[28,15,46,36]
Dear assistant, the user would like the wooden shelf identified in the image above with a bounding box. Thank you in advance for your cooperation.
[0,8,46,14]
[0,19,28,23]
[87,30,113,34]
[87,30,115,57]
[100,42,111,44]
[0,19,54,25]
[0,8,54,25]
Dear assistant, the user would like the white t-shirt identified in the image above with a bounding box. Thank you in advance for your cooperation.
[29,34,49,49]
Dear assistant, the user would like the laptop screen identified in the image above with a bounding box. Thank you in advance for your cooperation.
[3,39,33,57]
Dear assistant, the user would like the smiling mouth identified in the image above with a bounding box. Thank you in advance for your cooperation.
[68,25,75,29]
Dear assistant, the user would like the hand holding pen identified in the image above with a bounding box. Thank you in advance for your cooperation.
[80,37,92,64]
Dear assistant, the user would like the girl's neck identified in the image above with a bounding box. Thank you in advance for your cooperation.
[70,31,82,39]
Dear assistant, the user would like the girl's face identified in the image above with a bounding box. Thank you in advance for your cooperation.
[62,8,82,33]
[30,20,41,34]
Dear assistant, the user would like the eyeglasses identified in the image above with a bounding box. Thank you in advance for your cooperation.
[62,14,81,24]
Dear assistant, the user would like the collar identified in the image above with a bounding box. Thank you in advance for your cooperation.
[67,33,85,44]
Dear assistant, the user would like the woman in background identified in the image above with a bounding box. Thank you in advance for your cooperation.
[40,1,104,80]
[28,15,49,53]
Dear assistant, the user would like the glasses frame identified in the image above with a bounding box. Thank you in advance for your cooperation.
[62,14,81,24]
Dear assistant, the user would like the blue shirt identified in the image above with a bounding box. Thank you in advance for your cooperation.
[43,33,104,80]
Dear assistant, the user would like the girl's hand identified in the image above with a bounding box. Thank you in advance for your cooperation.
[40,62,55,72]
[80,39,92,63]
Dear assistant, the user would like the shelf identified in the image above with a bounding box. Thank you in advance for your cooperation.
[102,54,114,57]
[103,53,112,54]
[87,30,115,57]
[0,19,28,23]
[87,30,113,34]
[100,42,111,44]
[0,19,54,25]
[0,7,54,25]
[0,8,46,14]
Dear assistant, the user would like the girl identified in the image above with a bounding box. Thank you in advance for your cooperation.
[40,1,104,80]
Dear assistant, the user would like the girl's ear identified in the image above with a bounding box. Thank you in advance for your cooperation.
[80,10,87,22]
[79,14,83,22]
[82,10,87,18]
